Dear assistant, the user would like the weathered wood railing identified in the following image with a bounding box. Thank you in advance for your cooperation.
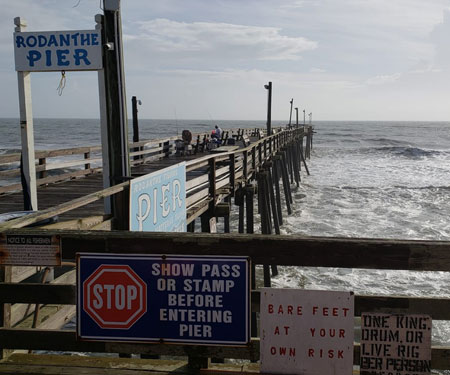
[1,231,450,371]
[0,146,103,195]
[0,126,310,230]
[0,127,264,196]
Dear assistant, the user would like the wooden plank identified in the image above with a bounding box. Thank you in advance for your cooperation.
[40,215,110,230]
[35,146,102,159]
[0,265,12,359]
[37,305,75,330]
[37,168,102,187]
[186,188,209,208]
[0,329,260,361]
[0,354,190,375]
[186,174,209,191]
[0,154,20,164]
[0,182,128,229]
[0,284,75,304]
[10,270,75,327]
[35,158,102,173]
[0,330,449,369]
[11,267,38,284]
[40,231,450,272]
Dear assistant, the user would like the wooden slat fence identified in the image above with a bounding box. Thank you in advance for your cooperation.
[0,231,450,370]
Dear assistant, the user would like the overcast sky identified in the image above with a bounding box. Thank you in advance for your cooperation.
[1,0,450,120]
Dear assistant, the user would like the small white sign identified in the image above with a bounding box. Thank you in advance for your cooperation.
[260,288,354,375]
[360,313,432,375]
[14,30,103,71]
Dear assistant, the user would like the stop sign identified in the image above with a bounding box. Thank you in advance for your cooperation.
[83,264,147,329]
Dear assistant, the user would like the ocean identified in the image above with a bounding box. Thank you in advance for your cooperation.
[2,118,450,349]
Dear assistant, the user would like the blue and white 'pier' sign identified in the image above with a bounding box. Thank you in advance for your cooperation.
[14,30,102,71]
[130,162,186,232]
[77,254,250,345]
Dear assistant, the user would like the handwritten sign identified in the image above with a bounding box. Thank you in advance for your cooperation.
[0,234,61,266]
[360,313,432,375]
[14,30,102,71]
[260,289,354,375]
[129,163,186,232]
[77,254,250,345]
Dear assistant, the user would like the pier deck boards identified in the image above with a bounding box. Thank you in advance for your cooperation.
[0,154,197,221]
[0,353,362,374]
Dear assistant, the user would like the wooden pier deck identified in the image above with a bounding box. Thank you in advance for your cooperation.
[0,126,313,230]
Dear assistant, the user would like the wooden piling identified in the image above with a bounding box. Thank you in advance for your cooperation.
[279,152,293,210]
[272,156,283,225]
[235,188,245,234]
[267,168,280,235]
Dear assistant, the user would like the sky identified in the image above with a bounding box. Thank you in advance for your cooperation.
[1,0,450,120]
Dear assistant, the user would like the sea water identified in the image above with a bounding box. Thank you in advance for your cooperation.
[2,118,450,349]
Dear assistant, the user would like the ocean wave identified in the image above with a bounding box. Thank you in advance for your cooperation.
[377,146,443,159]
[367,137,410,146]
[353,145,445,159]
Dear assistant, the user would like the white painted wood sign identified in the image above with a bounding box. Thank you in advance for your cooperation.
[260,288,354,375]
[14,30,103,71]
[360,313,432,375]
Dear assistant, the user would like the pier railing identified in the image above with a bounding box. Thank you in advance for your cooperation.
[0,127,266,196]
[1,230,450,371]
[0,126,311,230]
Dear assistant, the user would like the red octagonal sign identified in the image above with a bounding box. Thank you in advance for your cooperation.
[83,264,147,329]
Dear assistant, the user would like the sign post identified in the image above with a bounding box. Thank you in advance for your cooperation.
[101,0,130,229]
[13,18,104,212]
[14,17,37,211]
[78,254,250,345]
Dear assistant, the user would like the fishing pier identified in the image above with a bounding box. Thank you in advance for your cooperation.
[3,0,450,374]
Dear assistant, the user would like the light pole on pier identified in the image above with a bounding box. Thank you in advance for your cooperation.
[264,82,272,136]
[288,98,293,127]
[295,107,299,127]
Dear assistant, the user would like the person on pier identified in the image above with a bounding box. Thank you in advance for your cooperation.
[211,125,222,144]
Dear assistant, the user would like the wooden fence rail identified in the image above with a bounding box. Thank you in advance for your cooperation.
[1,230,450,369]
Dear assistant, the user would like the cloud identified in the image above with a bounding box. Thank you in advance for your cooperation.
[365,73,402,86]
[125,18,317,62]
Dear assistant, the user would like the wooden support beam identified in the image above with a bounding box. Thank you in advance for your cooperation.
[0,266,11,359]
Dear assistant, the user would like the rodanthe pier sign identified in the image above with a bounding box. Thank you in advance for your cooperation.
[14,30,103,71]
